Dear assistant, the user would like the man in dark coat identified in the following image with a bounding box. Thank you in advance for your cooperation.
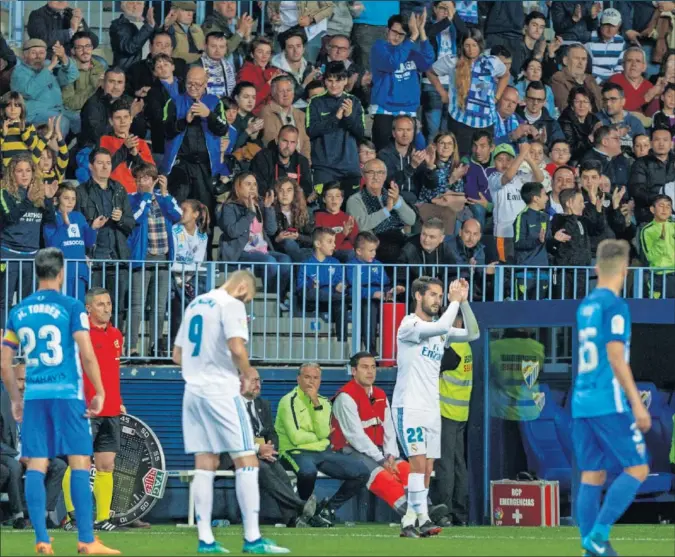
[27,1,98,55]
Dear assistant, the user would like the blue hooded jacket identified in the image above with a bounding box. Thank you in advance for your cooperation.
[370,39,434,114]
[346,256,391,299]
[296,255,344,294]
[127,189,183,269]
[43,211,97,281]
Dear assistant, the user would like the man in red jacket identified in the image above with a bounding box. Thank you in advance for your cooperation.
[330,352,446,532]
[99,98,155,193]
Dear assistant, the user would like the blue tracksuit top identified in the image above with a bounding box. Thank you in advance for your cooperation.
[43,210,97,281]
[346,256,391,299]
[296,255,344,293]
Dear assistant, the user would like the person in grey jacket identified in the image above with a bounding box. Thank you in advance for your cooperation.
[217,172,291,300]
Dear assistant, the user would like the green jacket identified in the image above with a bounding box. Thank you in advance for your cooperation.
[639,220,675,273]
[62,58,105,111]
[275,386,332,455]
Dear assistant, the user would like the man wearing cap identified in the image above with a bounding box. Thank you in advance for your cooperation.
[585,8,626,83]
[168,2,205,65]
[10,38,80,137]
[62,31,106,114]
[27,1,98,56]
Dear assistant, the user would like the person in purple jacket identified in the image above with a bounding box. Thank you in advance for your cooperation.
[461,129,495,230]
[43,183,108,302]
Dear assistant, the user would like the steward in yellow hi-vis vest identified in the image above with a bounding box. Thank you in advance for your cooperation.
[431,312,480,526]
[489,329,545,422]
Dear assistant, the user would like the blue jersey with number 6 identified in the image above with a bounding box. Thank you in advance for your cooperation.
[2,289,89,401]
[572,288,631,418]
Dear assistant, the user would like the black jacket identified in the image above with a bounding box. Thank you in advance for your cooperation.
[0,33,16,70]
[0,391,19,458]
[551,1,598,43]
[144,78,186,154]
[250,142,313,197]
[558,108,600,165]
[27,4,97,55]
[378,143,425,206]
[109,14,157,71]
[515,106,565,149]
[481,2,524,39]
[618,1,657,35]
[75,178,135,260]
[398,234,456,281]
[549,210,604,267]
[79,88,147,148]
[272,206,314,251]
[579,149,631,190]
[629,151,675,224]
[126,55,188,96]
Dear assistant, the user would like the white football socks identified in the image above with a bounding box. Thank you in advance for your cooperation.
[403,473,428,527]
[193,470,215,544]
[235,466,261,543]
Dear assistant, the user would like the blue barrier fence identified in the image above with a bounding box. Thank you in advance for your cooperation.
[2,258,673,364]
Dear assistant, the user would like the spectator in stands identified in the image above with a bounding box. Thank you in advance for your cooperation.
[639,195,675,299]
[169,198,210,340]
[126,30,188,96]
[307,61,365,197]
[326,1,356,41]
[557,86,600,165]
[378,115,427,206]
[127,165,182,358]
[548,165,577,216]
[271,30,320,111]
[528,140,552,192]
[645,52,675,117]
[421,1,467,141]
[398,217,455,281]
[237,37,281,115]
[482,2,525,77]
[11,38,79,137]
[608,46,661,115]
[271,177,314,262]
[109,1,158,71]
[370,12,434,151]
[0,156,57,329]
[584,8,625,83]
[633,133,651,160]
[462,130,494,230]
[251,125,312,198]
[43,184,107,302]
[617,1,657,45]
[515,58,559,120]
[551,2,600,44]
[490,45,513,83]
[350,1,397,71]
[36,117,69,183]
[545,140,573,178]
[230,81,264,166]
[197,32,237,99]
[218,173,291,304]
[0,92,45,168]
[306,79,326,100]
[169,2,205,65]
[0,32,17,95]
[296,227,348,341]
[201,1,254,72]
[79,67,146,150]
[516,81,565,148]
[416,131,469,235]
[27,1,96,55]
[61,31,105,115]
[143,54,185,165]
[347,158,417,263]
[260,75,311,160]
[579,125,630,190]
[313,181,359,263]
[275,363,369,527]
[347,233,404,354]
[76,147,135,326]
[446,218,493,277]
[549,188,603,299]
[267,2,334,63]
[651,84,675,139]
[429,29,509,155]
[162,66,230,224]
[597,82,646,154]
[550,44,602,114]
[99,99,154,194]
[489,143,544,262]
[629,127,675,225]
[0,360,67,530]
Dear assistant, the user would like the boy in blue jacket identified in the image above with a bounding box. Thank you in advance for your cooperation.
[43,184,108,302]
[127,163,182,358]
[347,231,405,354]
[296,227,348,341]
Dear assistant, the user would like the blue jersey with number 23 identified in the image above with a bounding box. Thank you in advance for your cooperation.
[572,288,631,419]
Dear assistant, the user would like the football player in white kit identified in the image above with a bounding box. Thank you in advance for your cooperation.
[173,270,290,555]
[393,276,479,538]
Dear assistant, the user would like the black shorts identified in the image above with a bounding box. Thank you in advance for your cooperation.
[90,416,121,454]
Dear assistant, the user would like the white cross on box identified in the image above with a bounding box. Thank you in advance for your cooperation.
[512,509,522,524]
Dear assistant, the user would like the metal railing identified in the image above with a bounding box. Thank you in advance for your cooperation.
[1,258,673,364]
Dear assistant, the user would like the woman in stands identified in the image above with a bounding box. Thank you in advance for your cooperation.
[272,177,314,262]
[231,81,265,170]
[0,155,57,329]
[218,172,291,309]
[557,86,600,166]
[0,92,49,169]
[36,115,69,186]
[417,131,470,235]
[515,58,559,119]
[236,37,282,115]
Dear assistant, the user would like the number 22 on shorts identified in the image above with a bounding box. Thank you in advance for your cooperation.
[406,427,424,444]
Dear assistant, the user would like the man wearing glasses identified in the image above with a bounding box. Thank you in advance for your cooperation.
[515,81,565,149]
[597,82,646,155]
[580,125,630,190]
[62,31,105,115]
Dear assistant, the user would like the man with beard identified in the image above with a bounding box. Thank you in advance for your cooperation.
[62,31,105,114]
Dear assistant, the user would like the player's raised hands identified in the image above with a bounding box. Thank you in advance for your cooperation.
[448,280,463,303]
[458,278,470,302]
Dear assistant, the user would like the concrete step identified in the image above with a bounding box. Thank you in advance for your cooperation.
[249,336,350,363]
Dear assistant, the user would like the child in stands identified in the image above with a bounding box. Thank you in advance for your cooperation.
[314,181,359,262]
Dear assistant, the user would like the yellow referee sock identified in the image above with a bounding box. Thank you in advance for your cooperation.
[93,471,114,522]
[62,467,75,514]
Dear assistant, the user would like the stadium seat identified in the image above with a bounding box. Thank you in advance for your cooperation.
[519,384,572,493]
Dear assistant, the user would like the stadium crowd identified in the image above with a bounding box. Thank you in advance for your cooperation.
[0,0,674,536]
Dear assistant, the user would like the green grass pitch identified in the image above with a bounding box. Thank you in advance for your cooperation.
[0,524,673,556]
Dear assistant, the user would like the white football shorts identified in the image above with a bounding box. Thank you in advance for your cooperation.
[393,407,441,460]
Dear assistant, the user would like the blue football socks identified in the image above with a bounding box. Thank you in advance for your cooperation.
[577,483,603,539]
[25,470,49,544]
[71,469,95,544]
[591,472,642,542]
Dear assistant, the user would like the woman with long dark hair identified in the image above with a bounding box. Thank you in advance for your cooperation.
[427,28,510,155]
[272,177,314,262]
[557,86,600,165]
